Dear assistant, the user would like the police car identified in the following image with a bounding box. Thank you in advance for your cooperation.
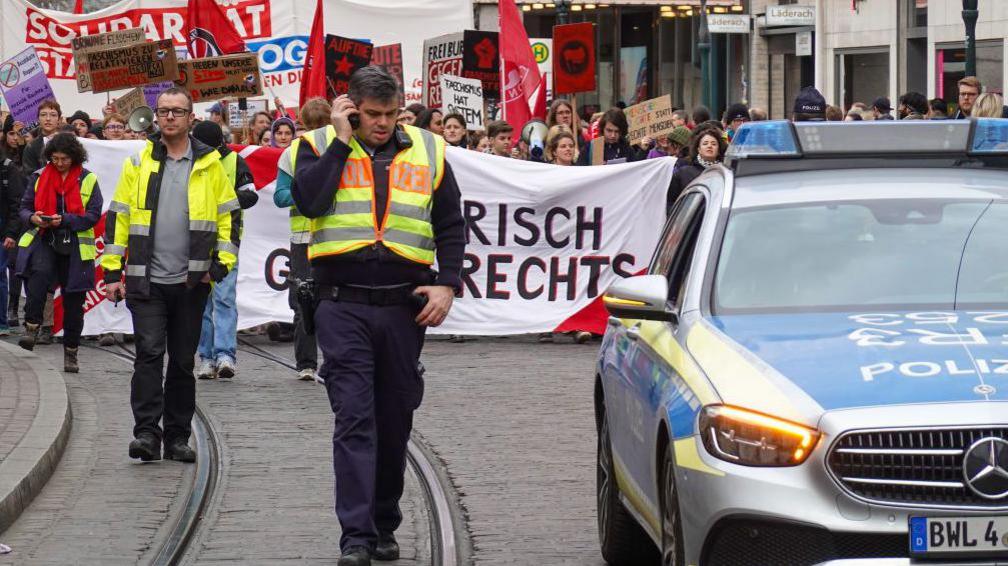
[595,119,1008,566]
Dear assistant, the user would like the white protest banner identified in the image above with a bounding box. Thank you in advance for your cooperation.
[440,74,484,129]
[72,141,671,336]
[422,32,464,109]
[0,47,57,129]
[0,0,472,112]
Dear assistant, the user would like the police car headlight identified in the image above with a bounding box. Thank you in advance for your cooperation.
[699,405,820,466]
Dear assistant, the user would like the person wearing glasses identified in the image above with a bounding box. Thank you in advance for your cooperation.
[15,133,101,374]
[101,114,128,141]
[102,87,241,464]
[953,76,981,119]
[22,99,64,174]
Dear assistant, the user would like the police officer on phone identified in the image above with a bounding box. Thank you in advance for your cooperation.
[291,66,465,566]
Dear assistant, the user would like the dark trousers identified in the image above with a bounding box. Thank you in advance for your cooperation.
[23,244,84,348]
[7,247,21,320]
[128,282,210,443]
[315,300,426,551]
[288,243,318,370]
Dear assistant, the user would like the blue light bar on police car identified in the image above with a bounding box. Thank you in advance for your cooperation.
[970,118,1008,154]
[725,121,801,159]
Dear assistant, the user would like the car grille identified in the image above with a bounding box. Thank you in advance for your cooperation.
[827,427,1008,508]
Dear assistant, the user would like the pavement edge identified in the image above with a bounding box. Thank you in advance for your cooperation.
[0,340,72,535]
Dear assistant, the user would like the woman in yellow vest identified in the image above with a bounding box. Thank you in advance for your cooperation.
[15,133,102,372]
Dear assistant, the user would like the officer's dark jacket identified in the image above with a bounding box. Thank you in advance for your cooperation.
[291,127,466,293]
[1,158,26,241]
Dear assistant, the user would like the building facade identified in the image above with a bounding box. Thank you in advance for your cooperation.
[475,0,1007,119]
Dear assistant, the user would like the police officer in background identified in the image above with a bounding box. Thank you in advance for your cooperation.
[291,66,465,566]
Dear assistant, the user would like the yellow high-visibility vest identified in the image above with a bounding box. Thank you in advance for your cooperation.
[18,170,99,262]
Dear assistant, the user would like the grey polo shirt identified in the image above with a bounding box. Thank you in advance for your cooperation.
[149,142,193,284]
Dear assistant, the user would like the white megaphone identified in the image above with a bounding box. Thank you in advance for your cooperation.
[127,106,155,133]
[521,119,549,161]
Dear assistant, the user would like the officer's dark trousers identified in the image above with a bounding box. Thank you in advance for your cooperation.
[23,244,84,348]
[315,299,426,552]
[288,243,317,370]
[128,282,210,444]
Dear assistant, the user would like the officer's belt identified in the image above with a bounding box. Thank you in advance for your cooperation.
[318,283,418,307]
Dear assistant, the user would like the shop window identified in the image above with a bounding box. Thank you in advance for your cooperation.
[936,41,1004,111]
[836,50,890,111]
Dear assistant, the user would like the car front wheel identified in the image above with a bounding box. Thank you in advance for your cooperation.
[660,442,685,566]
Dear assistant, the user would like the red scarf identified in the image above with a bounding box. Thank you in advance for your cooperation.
[35,164,85,217]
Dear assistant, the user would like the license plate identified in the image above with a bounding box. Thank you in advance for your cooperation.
[910,516,1008,557]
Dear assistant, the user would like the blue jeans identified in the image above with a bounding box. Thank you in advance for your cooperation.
[0,245,8,328]
[197,267,238,364]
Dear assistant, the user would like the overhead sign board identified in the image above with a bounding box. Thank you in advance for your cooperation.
[707,14,751,34]
[765,5,816,27]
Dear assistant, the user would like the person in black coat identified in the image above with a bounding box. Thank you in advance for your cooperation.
[577,108,645,165]
[667,126,727,214]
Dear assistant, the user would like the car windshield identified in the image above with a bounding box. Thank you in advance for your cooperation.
[713,198,1008,313]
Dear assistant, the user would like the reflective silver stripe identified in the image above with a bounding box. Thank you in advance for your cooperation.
[130,154,141,167]
[189,259,212,272]
[291,232,311,244]
[312,127,330,152]
[129,224,150,236]
[218,241,239,256]
[218,199,240,214]
[389,201,431,222]
[190,219,217,232]
[384,228,433,250]
[313,227,376,243]
[334,201,373,215]
[78,237,95,246]
[126,264,146,277]
[416,128,439,190]
[105,244,127,256]
[108,200,130,214]
[236,183,256,193]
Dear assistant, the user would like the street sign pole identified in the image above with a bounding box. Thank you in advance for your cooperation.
[698,0,712,110]
[962,0,978,77]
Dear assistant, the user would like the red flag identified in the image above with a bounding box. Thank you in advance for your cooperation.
[184,0,246,58]
[499,0,541,136]
[553,23,596,95]
[299,0,327,107]
[73,0,84,14]
[532,72,547,120]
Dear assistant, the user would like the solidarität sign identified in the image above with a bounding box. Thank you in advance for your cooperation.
[0,47,57,128]
[553,23,596,95]
[324,35,372,99]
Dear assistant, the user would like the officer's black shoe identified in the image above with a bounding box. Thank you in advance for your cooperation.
[164,439,197,462]
[373,533,399,561]
[128,434,161,462]
[337,546,371,566]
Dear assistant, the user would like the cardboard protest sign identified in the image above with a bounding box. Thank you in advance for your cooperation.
[371,44,405,103]
[625,94,675,145]
[324,35,373,99]
[227,98,268,130]
[113,86,147,117]
[87,39,179,94]
[553,23,596,95]
[175,52,262,103]
[440,74,484,129]
[0,47,57,128]
[461,30,499,97]
[72,28,147,92]
[422,32,463,109]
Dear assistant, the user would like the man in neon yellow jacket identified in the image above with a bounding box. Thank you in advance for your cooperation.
[102,87,241,464]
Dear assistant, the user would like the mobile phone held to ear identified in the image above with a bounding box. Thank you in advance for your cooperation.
[348,112,360,130]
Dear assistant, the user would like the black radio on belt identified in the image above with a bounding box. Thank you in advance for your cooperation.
[293,278,318,335]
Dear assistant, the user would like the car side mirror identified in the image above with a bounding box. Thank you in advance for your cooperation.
[602,275,677,323]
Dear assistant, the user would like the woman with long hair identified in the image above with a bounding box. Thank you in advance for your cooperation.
[667,126,727,212]
[577,107,645,165]
[416,108,444,136]
[16,133,102,372]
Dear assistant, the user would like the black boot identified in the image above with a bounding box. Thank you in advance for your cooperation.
[37,326,53,345]
[373,533,399,561]
[164,439,196,462]
[18,323,40,351]
[64,347,79,373]
[128,433,161,462]
[338,546,371,566]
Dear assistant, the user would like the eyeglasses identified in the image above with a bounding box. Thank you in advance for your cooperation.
[959,91,979,99]
[105,124,125,131]
[155,107,191,118]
